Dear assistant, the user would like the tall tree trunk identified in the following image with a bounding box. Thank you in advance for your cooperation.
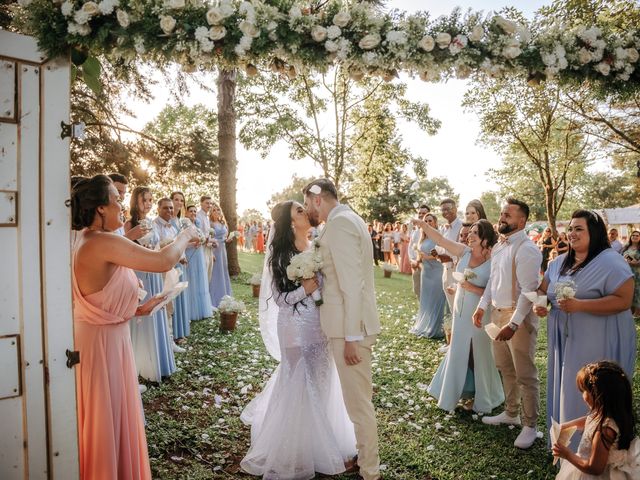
[217,68,241,276]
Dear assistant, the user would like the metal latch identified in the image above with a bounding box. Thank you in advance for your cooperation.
[60,121,86,140]
[65,349,80,368]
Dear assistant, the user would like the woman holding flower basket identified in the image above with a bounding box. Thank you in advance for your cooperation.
[533,210,636,449]
[240,200,356,479]
[412,218,505,414]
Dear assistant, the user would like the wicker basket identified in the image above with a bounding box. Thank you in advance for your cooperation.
[219,311,238,332]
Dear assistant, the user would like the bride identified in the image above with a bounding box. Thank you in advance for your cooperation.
[240,200,357,479]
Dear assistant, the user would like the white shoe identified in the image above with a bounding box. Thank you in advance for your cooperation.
[482,411,521,426]
[138,384,147,394]
[437,345,450,354]
[172,342,186,353]
[514,426,538,449]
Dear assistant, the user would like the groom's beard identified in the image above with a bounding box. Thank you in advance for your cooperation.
[307,210,320,227]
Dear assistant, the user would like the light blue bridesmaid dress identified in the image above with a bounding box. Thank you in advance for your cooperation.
[130,227,176,381]
[209,222,233,308]
[184,218,213,320]
[169,218,191,339]
[428,249,505,413]
[545,248,636,449]
[410,238,446,338]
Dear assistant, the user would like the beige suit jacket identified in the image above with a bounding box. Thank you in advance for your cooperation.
[316,205,381,339]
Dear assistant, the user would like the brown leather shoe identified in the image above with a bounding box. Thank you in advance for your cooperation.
[343,455,359,475]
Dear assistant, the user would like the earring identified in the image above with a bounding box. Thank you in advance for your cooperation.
[291,224,295,233]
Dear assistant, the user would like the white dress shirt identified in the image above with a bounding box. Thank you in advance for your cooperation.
[196,209,211,236]
[610,239,624,254]
[408,227,422,262]
[154,216,178,244]
[440,217,462,266]
[478,229,542,326]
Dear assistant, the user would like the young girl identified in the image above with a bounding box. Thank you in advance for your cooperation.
[552,361,639,479]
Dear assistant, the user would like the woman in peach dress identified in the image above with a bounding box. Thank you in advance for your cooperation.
[256,223,265,253]
[71,175,198,479]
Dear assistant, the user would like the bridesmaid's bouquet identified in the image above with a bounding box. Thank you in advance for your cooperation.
[286,246,324,306]
[452,268,477,282]
[138,218,154,248]
[554,280,577,300]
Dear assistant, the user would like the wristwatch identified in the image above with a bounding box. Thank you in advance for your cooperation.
[508,322,519,331]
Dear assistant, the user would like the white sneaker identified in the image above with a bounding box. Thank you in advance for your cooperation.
[437,345,450,354]
[138,384,147,394]
[514,426,538,449]
[482,411,521,426]
[172,342,186,353]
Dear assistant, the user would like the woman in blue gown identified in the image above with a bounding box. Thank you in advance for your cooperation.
[125,186,176,381]
[185,205,213,320]
[410,214,446,338]
[415,219,505,413]
[208,202,233,308]
[168,192,191,340]
[534,210,636,448]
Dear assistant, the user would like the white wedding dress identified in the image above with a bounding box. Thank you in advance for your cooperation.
[240,280,356,479]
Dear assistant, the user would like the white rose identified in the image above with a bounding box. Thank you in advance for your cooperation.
[200,38,214,52]
[61,1,73,16]
[82,1,100,16]
[98,0,117,15]
[194,25,208,42]
[418,35,435,52]
[17,0,32,6]
[239,34,252,49]
[167,0,185,9]
[554,44,566,58]
[502,45,521,59]
[325,39,339,53]
[239,20,260,38]
[206,7,223,25]
[435,32,451,49]
[327,25,341,40]
[469,25,484,42]
[333,10,351,27]
[558,56,568,70]
[311,25,327,42]
[74,10,90,25]
[289,5,302,19]
[577,48,592,64]
[219,2,234,18]
[358,33,381,50]
[160,15,176,34]
[627,48,639,63]
[541,52,556,66]
[594,61,610,76]
[209,25,226,40]
[494,16,517,35]
[116,9,129,27]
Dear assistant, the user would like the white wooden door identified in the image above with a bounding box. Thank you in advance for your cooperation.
[0,30,78,480]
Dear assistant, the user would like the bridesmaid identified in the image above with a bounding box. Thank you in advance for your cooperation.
[399,223,412,274]
[125,187,176,381]
[208,202,233,308]
[255,222,265,253]
[71,175,197,479]
[185,205,214,320]
[414,218,505,413]
[167,191,191,344]
[410,213,447,338]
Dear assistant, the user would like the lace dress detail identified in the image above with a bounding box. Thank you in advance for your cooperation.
[557,414,640,480]
[240,284,356,479]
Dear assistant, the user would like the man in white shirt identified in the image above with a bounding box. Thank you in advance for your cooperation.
[154,198,185,354]
[437,198,462,311]
[197,195,214,280]
[409,205,430,298]
[472,197,542,449]
[608,228,624,253]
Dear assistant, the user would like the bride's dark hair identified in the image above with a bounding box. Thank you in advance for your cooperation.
[269,201,302,296]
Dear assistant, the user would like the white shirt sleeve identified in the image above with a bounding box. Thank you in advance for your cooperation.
[510,245,543,325]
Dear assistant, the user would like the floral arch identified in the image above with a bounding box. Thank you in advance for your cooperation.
[16,0,640,93]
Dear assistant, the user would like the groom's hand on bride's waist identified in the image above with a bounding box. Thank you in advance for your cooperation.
[344,341,362,365]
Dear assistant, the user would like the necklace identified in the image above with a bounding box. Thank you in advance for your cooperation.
[86,226,104,232]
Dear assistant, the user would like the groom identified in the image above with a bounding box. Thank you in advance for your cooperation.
[303,179,382,480]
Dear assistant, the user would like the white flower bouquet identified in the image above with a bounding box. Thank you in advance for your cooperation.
[286,247,324,306]
[452,268,477,282]
[179,217,192,230]
[248,272,262,286]
[218,295,246,314]
[138,218,155,248]
[382,263,398,272]
[554,280,577,300]
[227,230,241,240]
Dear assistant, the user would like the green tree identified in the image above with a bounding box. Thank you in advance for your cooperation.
[239,209,265,224]
[463,78,591,234]
[479,192,502,223]
[237,66,439,194]
[267,175,316,211]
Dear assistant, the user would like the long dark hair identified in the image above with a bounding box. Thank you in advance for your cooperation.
[576,361,635,450]
[71,175,112,231]
[560,210,609,275]
[269,201,301,296]
[622,230,640,254]
[128,186,152,228]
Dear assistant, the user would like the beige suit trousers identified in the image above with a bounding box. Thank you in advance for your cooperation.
[490,309,540,428]
[330,336,380,480]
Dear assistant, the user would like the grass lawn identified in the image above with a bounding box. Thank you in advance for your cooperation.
[144,251,640,480]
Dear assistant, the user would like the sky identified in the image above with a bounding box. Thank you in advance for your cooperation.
[120,0,551,216]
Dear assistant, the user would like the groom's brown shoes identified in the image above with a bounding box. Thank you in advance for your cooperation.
[343,455,359,475]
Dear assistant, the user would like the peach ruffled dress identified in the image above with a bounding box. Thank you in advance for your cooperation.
[72,242,151,480]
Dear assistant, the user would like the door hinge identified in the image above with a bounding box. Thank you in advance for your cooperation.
[65,349,80,368]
